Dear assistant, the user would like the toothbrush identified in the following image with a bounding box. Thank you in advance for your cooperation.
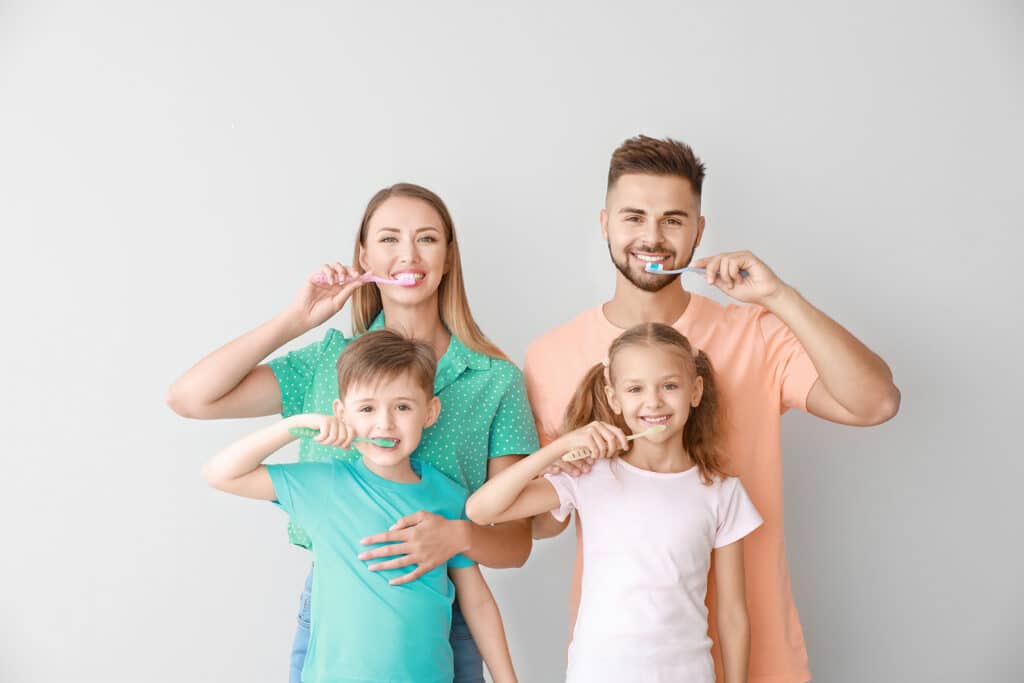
[311,272,418,287]
[562,424,667,462]
[288,427,396,448]
[644,263,749,278]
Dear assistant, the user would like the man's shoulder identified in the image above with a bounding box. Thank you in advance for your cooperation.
[525,306,603,365]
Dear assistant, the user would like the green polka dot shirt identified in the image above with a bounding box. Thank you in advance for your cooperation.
[269,313,540,549]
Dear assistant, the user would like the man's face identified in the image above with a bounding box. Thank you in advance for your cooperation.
[601,174,705,292]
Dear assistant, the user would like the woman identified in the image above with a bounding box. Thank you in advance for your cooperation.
[167,183,538,683]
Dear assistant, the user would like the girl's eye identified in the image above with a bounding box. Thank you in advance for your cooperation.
[664,383,679,390]
[626,386,641,393]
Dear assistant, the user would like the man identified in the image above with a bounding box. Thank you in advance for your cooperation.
[524,135,899,683]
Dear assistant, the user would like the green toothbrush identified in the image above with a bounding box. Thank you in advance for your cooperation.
[288,427,395,448]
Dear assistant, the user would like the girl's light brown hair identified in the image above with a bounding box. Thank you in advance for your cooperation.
[335,329,436,399]
[350,183,509,362]
[562,323,726,484]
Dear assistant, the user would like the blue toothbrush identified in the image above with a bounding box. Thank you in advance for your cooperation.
[645,263,749,278]
[288,427,395,448]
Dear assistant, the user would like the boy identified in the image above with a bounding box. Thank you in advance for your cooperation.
[203,329,517,683]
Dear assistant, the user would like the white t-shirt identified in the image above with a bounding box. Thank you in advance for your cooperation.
[546,458,763,683]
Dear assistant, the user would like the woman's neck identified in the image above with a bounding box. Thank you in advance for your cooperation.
[621,437,694,474]
[380,295,451,360]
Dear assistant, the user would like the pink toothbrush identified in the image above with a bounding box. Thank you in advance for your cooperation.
[312,272,419,287]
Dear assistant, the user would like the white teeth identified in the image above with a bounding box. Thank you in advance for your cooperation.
[394,273,424,282]
[633,254,668,263]
[640,416,670,424]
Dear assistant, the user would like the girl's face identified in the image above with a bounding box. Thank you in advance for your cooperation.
[606,345,703,444]
[358,196,450,307]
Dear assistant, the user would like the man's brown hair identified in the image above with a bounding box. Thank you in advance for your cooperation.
[607,135,706,196]
[335,329,436,399]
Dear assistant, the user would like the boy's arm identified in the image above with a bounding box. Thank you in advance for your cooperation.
[713,540,751,683]
[202,414,348,499]
[450,566,517,683]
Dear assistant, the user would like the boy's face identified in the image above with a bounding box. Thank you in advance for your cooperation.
[600,173,706,292]
[335,372,440,470]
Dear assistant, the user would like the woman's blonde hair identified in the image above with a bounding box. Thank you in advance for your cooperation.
[562,323,727,484]
[350,183,509,362]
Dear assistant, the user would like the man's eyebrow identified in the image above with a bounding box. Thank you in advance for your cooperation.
[618,207,647,215]
[663,209,690,218]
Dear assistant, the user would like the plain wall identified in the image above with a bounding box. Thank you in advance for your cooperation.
[2,1,1021,681]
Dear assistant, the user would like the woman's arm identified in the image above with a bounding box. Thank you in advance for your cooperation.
[202,414,351,499]
[166,264,367,419]
[450,566,517,683]
[713,539,751,683]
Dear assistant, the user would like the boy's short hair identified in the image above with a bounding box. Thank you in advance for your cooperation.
[335,330,436,399]
[607,135,706,196]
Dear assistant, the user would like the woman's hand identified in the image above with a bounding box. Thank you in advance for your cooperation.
[290,413,354,449]
[285,262,370,331]
[358,512,471,586]
[554,420,629,463]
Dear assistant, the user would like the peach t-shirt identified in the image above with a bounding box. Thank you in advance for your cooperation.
[524,294,819,683]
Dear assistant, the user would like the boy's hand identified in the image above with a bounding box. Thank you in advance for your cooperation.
[292,414,354,449]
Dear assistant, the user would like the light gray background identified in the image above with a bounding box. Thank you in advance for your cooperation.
[2,1,1021,682]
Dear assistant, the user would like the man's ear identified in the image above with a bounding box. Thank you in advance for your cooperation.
[603,366,621,414]
[600,208,609,241]
[694,215,706,250]
[691,375,704,408]
[424,396,442,428]
[333,398,345,419]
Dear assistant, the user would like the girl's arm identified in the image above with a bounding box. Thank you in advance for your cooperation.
[166,264,367,419]
[202,414,351,499]
[449,566,517,683]
[713,539,751,683]
[466,422,627,526]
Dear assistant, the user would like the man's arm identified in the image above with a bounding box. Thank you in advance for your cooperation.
[694,251,900,426]
[450,566,517,683]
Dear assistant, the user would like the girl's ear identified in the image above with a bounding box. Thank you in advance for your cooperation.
[603,366,622,414]
[333,398,345,419]
[424,396,442,428]
[691,375,704,408]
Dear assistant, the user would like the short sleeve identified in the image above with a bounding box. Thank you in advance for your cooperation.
[266,463,336,533]
[487,368,541,458]
[714,477,764,549]
[543,472,580,522]
[757,309,819,414]
[268,337,326,418]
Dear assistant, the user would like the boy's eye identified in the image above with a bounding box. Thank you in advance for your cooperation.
[396,403,411,411]
[358,406,373,413]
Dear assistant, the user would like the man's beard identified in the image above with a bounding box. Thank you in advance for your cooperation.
[607,242,693,293]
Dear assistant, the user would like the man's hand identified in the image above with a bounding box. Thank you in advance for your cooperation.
[692,251,787,306]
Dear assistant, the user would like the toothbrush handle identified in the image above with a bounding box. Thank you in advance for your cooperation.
[692,267,750,278]
[562,431,647,461]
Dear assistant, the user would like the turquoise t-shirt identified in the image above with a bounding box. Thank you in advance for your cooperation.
[269,313,541,549]
[267,458,473,683]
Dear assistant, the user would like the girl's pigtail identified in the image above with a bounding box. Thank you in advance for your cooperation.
[684,349,726,484]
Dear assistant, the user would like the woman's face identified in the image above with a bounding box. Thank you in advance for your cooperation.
[358,196,449,306]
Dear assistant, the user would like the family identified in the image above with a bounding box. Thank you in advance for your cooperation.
[167,135,900,683]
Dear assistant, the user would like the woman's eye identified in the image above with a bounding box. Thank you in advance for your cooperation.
[418,236,437,243]
[379,236,398,243]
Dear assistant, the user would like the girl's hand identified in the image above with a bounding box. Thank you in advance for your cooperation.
[555,421,629,463]
[358,512,471,586]
[291,413,354,449]
[286,262,370,331]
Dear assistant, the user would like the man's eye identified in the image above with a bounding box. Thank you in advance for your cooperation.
[665,219,681,226]
[625,216,641,223]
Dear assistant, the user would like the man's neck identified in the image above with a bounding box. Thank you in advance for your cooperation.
[602,272,692,329]
[381,296,451,360]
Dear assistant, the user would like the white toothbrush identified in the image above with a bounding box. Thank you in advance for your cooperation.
[312,272,419,287]
[562,424,667,462]
[644,263,749,278]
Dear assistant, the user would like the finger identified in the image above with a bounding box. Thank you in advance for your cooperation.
[315,264,335,286]
[360,529,408,546]
[389,512,423,532]
[691,256,709,269]
[357,542,410,561]
[727,259,741,287]
[577,456,595,475]
[605,423,630,452]
[720,257,735,288]
[367,556,417,572]
[704,256,721,285]
[329,262,349,286]
[591,423,619,458]
[390,566,430,586]
[339,424,354,449]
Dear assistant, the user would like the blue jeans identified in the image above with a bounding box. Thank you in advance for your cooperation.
[289,567,484,683]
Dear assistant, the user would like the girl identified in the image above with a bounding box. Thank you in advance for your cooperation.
[466,323,763,683]
[167,183,539,683]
